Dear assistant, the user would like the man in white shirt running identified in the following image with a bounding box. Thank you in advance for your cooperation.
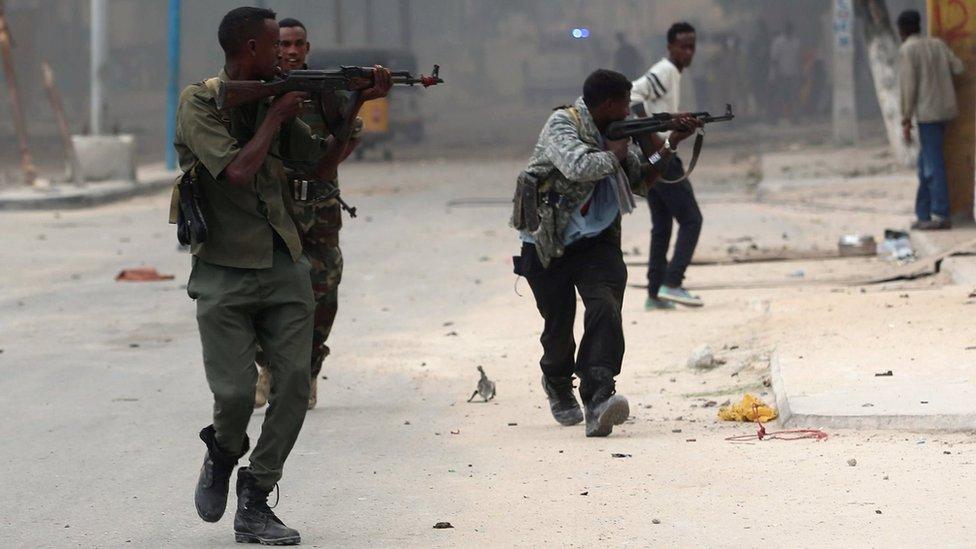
[630,22,704,309]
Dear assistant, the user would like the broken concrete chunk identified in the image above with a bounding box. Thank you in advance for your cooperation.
[687,344,718,370]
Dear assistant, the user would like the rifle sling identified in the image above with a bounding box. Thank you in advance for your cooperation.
[656,130,704,184]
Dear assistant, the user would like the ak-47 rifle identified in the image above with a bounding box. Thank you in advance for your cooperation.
[219,65,443,219]
[216,65,443,140]
[604,104,734,184]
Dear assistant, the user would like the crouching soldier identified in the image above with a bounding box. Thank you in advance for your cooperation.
[512,69,698,437]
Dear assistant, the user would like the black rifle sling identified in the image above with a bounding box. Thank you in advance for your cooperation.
[656,129,704,184]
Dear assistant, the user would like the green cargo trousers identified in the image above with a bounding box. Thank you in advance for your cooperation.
[188,246,314,491]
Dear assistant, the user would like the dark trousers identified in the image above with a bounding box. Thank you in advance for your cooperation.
[916,121,950,221]
[647,155,703,297]
[188,245,313,491]
[519,224,626,404]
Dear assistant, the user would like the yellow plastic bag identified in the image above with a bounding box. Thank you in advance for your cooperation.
[718,393,777,422]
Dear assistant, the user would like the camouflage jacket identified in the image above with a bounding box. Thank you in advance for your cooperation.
[517,97,644,267]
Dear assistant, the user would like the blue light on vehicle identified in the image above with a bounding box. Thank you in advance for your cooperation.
[570,28,591,39]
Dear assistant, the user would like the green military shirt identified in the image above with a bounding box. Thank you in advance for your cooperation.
[172,69,326,269]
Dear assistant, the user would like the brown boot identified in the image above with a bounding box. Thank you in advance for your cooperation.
[307,376,318,410]
[253,366,271,409]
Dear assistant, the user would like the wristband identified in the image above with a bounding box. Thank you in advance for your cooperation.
[647,151,663,167]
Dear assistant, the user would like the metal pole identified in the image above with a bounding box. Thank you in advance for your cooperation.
[0,0,37,186]
[90,0,107,135]
[831,0,857,145]
[42,61,83,186]
[364,0,374,43]
[166,0,180,170]
[400,0,412,48]
[334,0,343,45]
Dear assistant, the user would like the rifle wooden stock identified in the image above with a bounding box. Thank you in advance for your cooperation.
[216,80,287,110]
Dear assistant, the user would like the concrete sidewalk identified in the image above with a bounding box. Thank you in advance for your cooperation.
[762,177,976,431]
[0,163,177,210]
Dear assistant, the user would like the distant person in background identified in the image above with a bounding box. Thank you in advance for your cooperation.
[613,32,644,79]
[898,9,964,231]
[769,22,801,122]
[747,20,771,117]
[630,22,705,310]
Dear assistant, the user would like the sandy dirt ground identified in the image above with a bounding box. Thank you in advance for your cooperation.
[2,147,976,548]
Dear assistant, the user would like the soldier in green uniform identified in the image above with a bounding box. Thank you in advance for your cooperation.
[172,7,390,545]
[253,16,362,411]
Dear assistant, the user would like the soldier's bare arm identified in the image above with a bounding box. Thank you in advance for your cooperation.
[223,91,306,186]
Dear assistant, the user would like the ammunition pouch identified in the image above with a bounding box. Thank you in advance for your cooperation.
[512,171,543,232]
[176,168,208,246]
[290,177,340,205]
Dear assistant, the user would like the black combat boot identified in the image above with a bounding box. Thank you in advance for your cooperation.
[583,381,630,438]
[195,425,249,523]
[234,468,301,546]
[541,375,584,426]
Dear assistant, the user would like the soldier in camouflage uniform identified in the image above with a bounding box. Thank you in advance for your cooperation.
[254,17,362,411]
[512,69,698,437]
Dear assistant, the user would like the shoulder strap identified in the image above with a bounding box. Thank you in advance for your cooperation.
[202,77,221,96]
[657,130,704,184]
[564,106,582,131]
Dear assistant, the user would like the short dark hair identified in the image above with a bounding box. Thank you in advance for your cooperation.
[667,22,695,44]
[218,7,277,57]
[897,10,921,35]
[278,17,306,32]
[583,69,632,110]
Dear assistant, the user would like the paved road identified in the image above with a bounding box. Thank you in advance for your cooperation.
[2,158,973,547]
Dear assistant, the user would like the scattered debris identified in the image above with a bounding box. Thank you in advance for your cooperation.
[838,234,877,257]
[701,400,718,408]
[848,458,857,467]
[687,345,725,369]
[115,267,174,282]
[879,229,915,262]
[610,453,631,458]
[718,394,777,422]
[874,370,893,377]
[467,366,496,402]
[445,331,459,336]
[433,522,454,529]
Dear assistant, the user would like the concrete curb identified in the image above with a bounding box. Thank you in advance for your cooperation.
[769,350,794,426]
[0,173,176,211]
[910,229,976,286]
[771,349,976,432]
